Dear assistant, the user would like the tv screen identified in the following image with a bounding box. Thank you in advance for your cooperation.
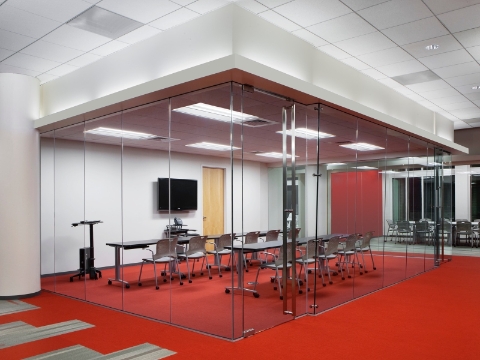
[158,178,198,211]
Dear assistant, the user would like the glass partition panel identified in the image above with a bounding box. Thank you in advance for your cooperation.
[441,154,454,262]
[53,123,86,300]
[83,113,123,309]
[121,100,171,322]
[40,131,55,292]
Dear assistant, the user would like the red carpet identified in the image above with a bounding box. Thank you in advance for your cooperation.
[3,256,480,359]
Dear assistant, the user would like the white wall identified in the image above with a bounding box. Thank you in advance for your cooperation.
[40,138,268,274]
[455,165,471,221]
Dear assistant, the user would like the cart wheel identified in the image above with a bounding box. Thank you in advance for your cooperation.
[108,280,112,285]
[307,269,312,274]
[307,288,310,292]
[225,288,230,294]
[299,280,304,286]
[253,292,260,298]
[200,272,204,276]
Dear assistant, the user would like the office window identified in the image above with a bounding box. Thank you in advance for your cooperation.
[392,178,406,222]
[472,175,480,221]
[408,177,422,221]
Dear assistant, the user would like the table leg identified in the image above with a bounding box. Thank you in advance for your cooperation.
[225,250,259,297]
[107,246,130,289]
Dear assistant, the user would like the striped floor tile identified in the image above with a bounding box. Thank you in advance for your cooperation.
[25,343,175,359]
[0,320,93,349]
[0,300,38,316]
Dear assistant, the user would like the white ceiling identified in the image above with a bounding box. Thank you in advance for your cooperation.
[2,0,480,130]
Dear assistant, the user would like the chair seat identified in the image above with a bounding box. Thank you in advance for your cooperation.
[338,250,355,255]
[355,247,369,252]
[142,256,175,263]
[263,263,292,270]
[318,254,336,260]
[178,252,204,259]
[206,249,231,255]
[296,258,316,264]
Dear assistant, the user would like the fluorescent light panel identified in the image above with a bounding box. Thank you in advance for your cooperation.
[255,152,295,159]
[85,127,158,139]
[277,128,335,139]
[173,103,262,123]
[185,142,239,151]
[379,170,399,174]
[327,162,346,166]
[340,142,384,151]
[355,166,378,170]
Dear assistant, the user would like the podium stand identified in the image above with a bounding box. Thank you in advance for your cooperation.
[70,220,103,281]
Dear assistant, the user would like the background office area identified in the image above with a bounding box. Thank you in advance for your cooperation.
[4,1,480,347]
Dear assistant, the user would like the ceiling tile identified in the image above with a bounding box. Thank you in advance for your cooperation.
[423,0,480,14]
[406,79,451,92]
[20,40,84,63]
[7,0,92,23]
[0,4,62,38]
[465,92,480,101]
[376,59,428,77]
[449,107,480,119]
[150,8,199,31]
[275,0,351,28]
[430,95,468,105]
[37,73,58,84]
[97,0,181,23]
[391,70,441,85]
[463,116,480,124]
[402,35,463,58]
[307,13,375,43]
[0,47,14,61]
[437,111,458,121]
[334,31,396,57]
[467,45,480,61]
[2,52,60,72]
[257,0,292,7]
[357,47,413,68]
[433,61,480,78]
[291,29,328,47]
[382,17,449,46]
[445,72,480,87]
[361,68,387,79]
[339,0,389,11]
[83,0,102,3]
[473,100,480,106]
[341,57,370,70]
[46,63,79,76]
[187,0,230,14]
[0,28,36,51]
[89,40,129,56]
[357,0,433,30]
[67,52,102,67]
[417,100,443,111]
[418,49,473,69]
[454,27,480,48]
[454,83,480,95]
[317,44,350,60]
[0,63,41,76]
[235,0,269,14]
[42,25,111,52]
[420,87,461,100]
[453,121,471,129]
[439,101,476,110]
[393,86,417,97]
[377,77,403,88]
[171,0,196,5]
[438,4,480,33]
[116,25,161,44]
[258,10,301,32]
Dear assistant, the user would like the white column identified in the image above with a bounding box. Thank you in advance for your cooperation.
[455,165,471,221]
[0,74,40,298]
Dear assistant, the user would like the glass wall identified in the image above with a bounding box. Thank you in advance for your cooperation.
[39,82,449,340]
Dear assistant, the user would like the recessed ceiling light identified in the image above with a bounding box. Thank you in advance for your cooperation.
[327,162,345,166]
[339,142,384,151]
[255,152,297,159]
[356,166,378,170]
[379,170,399,174]
[85,127,160,140]
[185,142,240,151]
[425,45,439,50]
[472,86,480,90]
[276,128,335,139]
[173,103,268,124]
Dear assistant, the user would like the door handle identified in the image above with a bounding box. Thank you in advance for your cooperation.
[203,217,206,220]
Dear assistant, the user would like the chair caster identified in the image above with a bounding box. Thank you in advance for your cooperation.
[70,278,73,282]
[299,280,304,286]
[126,284,130,289]
[307,288,311,292]
[279,296,283,300]
[138,283,142,286]
[163,279,167,282]
[299,290,303,294]
[270,278,274,283]
[192,274,196,277]
[161,272,166,276]
[307,270,312,274]
[180,282,183,285]
[245,269,249,272]
[359,272,363,275]
[225,288,230,294]
[253,292,260,298]
[209,276,212,280]
[365,270,368,273]
[156,286,159,290]
[200,272,204,276]
[329,281,333,285]
[342,277,345,280]
[273,286,277,290]
[219,274,223,278]
[181,275,186,279]
[189,280,192,283]
[108,280,112,285]
[373,267,377,270]
[323,283,326,287]
[348,275,351,278]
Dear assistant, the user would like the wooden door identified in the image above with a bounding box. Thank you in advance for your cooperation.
[203,168,225,251]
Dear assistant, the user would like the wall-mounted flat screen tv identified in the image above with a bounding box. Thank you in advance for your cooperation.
[158,178,198,211]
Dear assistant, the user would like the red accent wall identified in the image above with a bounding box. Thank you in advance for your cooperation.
[331,170,383,237]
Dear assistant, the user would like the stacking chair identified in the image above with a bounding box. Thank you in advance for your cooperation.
[317,236,342,284]
[386,219,397,241]
[244,231,261,269]
[206,233,234,277]
[441,219,452,246]
[288,227,301,240]
[337,234,361,279]
[414,220,432,245]
[355,231,376,273]
[253,243,298,300]
[138,238,179,290]
[455,221,476,247]
[296,239,326,290]
[472,220,480,245]
[261,229,281,262]
[177,236,212,283]
[396,221,413,244]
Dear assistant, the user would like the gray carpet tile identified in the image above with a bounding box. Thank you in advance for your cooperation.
[0,300,38,316]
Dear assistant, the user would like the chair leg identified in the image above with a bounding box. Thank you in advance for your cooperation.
[205,255,212,279]
[317,259,326,286]
[253,266,262,291]
[138,261,145,285]
[216,253,222,277]
[275,268,283,299]
[153,261,158,290]
[360,250,367,273]
[369,247,376,270]
[185,257,192,283]
[324,259,333,284]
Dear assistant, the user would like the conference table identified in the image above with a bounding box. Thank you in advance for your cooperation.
[224,234,347,297]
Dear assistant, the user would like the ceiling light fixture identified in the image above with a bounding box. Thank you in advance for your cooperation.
[425,45,439,50]
[472,86,480,90]
[185,142,240,151]
[255,152,296,159]
[173,103,267,124]
[339,142,384,151]
[379,170,399,174]
[355,166,378,170]
[85,127,158,140]
[327,163,346,166]
[277,128,335,139]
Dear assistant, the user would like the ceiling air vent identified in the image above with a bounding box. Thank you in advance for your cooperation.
[241,119,277,127]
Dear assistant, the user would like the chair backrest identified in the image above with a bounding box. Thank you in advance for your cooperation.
[302,239,318,260]
[186,236,207,255]
[386,219,395,227]
[288,227,301,240]
[154,238,178,260]
[396,220,411,231]
[265,230,281,242]
[276,243,294,264]
[245,231,260,244]
[415,220,429,231]
[217,233,235,250]
[324,236,340,256]
[360,231,373,248]
[343,234,357,252]
[456,221,472,232]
